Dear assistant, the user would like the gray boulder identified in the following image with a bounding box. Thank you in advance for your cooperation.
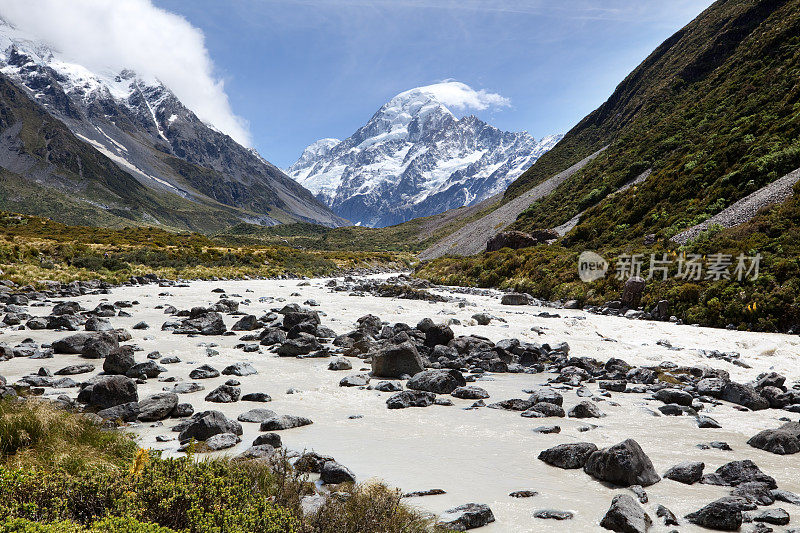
[685,498,742,530]
[320,460,356,484]
[386,390,436,409]
[371,342,425,378]
[600,494,652,533]
[439,503,496,530]
[205,384,241,403]
[664,461,704,484]
[88,375,138,409]
[584,439,660,487]
[407,369,466,394]
[568,400,605,418]
[259,415,313,431]
[138,392,178,421]
[539,442,598,469]
[103,345,136,375]
[179,410,242,441]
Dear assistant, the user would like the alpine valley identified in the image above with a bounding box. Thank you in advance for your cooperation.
[287,82,562,227]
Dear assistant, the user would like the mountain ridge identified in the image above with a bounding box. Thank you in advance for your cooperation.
[0,17,346,231]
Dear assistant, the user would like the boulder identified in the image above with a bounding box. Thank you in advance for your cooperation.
[600,494,652,533]
[620,277,645,309]
[529,388,564,406]
[654,388,693,406]
[126,361,165,379]
[747,422,800,455]
[371,342,425,378]
[204,432,240,451]
[522,402,565,418]
[97,402,140,422]
[232,315,259,331]
[189,364,220,379]
[339,374,370,387]
[424,324,454,347]
[538,442,598,469]
[451,386,489,400]
[703,460,776,488]
[685,498,742,531]
[253,433,282,448]
[584,439,660,487]
[276,334,319,357]
[328,356,352,371]
[438,503,495,531]
[222,362,258,376]
[259,415,313,431]
[486,230,554,252]
[501,293,530,306]
[237,408,277,423]
[407,369,466,394]
[753,508,790,525]
[137,393,178,421]
[320,460,356,484]
[88,375,138,409]
[103,346,136,375]
[720,382,769,411]
[178,410,242,441]
[241,392,272,402]
[386,390,436,409]
[568,400,605,418]
[174,311,226,335]
[663,461,704,484]
[205,384,241,403]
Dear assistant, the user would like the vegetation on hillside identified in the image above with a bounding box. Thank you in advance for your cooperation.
[509,0,800,245]
[0,212,411,286]
[0,399,450,532]
[419,179,800,332]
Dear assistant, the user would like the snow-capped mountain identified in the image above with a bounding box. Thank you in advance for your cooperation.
[287,82,562,227]
[0,17,345,230]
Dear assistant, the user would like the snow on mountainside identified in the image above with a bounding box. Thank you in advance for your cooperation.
[0,17,345,229]
[287,82,562,227]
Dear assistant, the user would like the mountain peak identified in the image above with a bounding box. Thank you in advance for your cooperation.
[288,83,562,227]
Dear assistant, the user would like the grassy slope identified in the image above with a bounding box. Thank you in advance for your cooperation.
[510,0,800,244]
[418,0,800,332]
[0,211,412,286]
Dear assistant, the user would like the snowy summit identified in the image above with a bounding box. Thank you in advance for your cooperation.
[287,81,562,227]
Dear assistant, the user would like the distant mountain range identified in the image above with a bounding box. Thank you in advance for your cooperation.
[287,82,561,227]
[0,17,345,231]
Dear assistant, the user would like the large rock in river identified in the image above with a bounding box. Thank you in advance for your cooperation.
[371,342,425,378]
[584,439,660,487]
[600,494,652,533]
[88,375,138,409]
[407,369,466,394]
[539,442,598,469]
[179,410,242,441]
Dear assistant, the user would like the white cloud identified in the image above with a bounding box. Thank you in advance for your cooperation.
[0,0,251,146]
[418,81,510,111]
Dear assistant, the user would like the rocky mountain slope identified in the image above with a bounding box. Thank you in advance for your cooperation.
[0,18,345,231]
[287,82,561,227]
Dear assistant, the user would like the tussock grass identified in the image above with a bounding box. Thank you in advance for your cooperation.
[0,399,137,474]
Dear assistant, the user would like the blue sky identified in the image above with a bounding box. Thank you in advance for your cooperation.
[154,0,714,168]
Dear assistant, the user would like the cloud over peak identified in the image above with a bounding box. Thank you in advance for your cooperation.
[0,0,251,146]
[411,81,510,111]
